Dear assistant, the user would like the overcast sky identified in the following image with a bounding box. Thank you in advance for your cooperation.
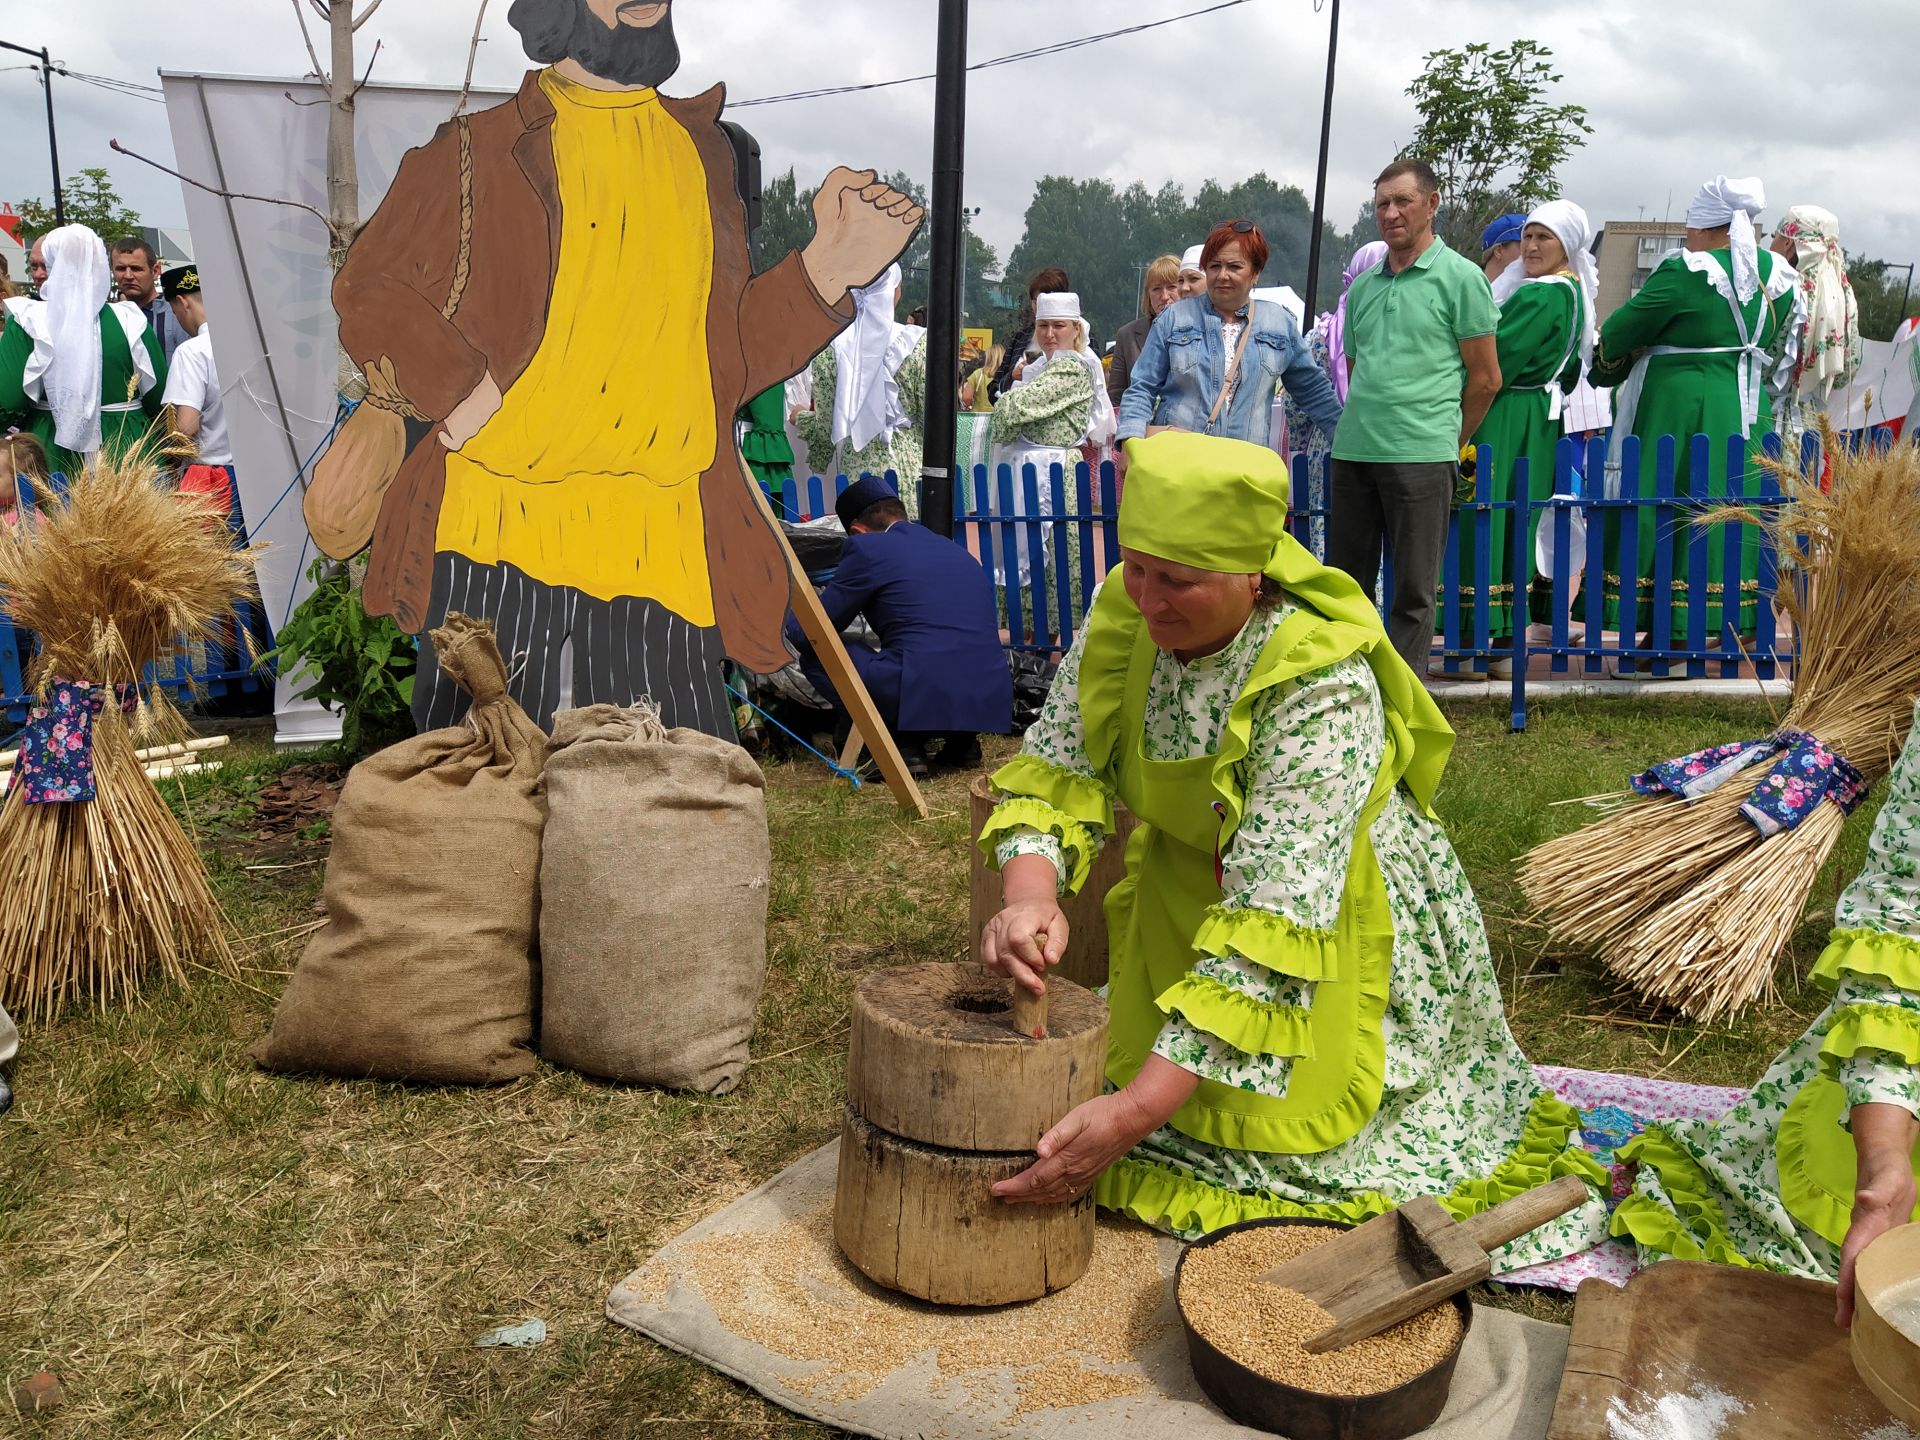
[6,0,1916,270]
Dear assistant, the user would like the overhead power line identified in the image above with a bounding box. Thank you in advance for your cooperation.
[8,1,1260,113]
[730,0,1256,108]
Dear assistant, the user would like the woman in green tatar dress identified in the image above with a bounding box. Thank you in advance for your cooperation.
[736,383,795,502]
[1449,201,1595,674]
[1590,176,1802,661]
[0,225,167,477]
[977,432,1610,1269]
[987,292,1113,624]
[1615,702,1920,1326]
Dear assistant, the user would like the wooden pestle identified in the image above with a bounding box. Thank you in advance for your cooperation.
[1011,933,1049,1039]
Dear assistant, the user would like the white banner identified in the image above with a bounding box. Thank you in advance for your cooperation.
[160,71,510,745]
[1827,335,1917,434]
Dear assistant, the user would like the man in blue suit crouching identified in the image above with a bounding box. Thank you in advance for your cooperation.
[786,476,1013,778]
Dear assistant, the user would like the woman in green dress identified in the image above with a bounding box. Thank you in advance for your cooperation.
[1590,176,1801,660]
[1615,702,1920,1326]
[1449,200,1595,673]
[736,383,795,503]
[977,432,1609,1268]
[987,292,1112,623]
[0,225,167,476]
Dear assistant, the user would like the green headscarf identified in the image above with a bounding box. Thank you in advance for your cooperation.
[1116,432,1456,811]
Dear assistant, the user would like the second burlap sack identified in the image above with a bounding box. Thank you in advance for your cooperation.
[254,615,547,1083]
[540,703,770,1094]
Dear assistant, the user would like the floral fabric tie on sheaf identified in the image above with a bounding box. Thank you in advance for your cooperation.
[16,678,104,804]
[1630,729,1869,838]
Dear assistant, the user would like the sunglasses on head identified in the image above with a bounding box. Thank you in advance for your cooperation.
[1225,219,1257,234]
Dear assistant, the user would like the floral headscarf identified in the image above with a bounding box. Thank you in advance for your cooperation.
[1776,205,1861,404]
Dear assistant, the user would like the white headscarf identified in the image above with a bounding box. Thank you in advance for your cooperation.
[1686,175,1767,302]
[1028,291,1116,445]
[1179,245,1205,277]
[39,224,111,456]
[1777,205,1859,403]
[1491,200,1600,374]
[830,263,920,454]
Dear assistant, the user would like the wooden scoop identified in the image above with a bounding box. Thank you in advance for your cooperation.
[1259,1174,1590,1353]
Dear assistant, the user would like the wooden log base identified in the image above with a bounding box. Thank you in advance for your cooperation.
[968,774,1138,991]
[833,1107,1095,1307]
[846,962,1108,1151]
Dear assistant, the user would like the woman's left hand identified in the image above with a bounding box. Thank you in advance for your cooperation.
[991,1091,1154,1206]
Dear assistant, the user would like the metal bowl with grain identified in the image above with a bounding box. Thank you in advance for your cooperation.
[1175,1215,1473,1440]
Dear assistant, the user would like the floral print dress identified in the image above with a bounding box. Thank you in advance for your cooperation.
[1612,703,1920,1278]
[995,589,1612,1268]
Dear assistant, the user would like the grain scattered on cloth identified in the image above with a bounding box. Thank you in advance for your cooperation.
[606,1141,1571,1440]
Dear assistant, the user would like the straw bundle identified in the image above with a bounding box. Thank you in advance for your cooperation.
[1520,424,1920,1022]
[0,442,261,1024]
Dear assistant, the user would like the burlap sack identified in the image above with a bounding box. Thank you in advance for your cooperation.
[539,703,770,1094]
[255,615,546,1083]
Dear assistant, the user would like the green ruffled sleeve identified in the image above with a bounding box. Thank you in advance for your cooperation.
[1814,976,1920,1118]
[1154,959,1317,1064]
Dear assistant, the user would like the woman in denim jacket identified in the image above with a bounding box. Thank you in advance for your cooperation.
[1116,220,1342,470]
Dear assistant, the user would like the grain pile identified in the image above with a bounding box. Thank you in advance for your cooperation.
[1177,1224,1465,1396]
[662,1207,1167,1412]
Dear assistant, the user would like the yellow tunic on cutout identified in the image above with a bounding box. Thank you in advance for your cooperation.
[437,67,718,622]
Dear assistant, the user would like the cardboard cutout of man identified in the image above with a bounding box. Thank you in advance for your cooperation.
[326,0,923,735]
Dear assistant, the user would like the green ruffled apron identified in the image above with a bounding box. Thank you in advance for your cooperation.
[1093,602,1397,1154]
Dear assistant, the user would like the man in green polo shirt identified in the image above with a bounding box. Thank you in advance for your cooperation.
[1328,157,1502,674]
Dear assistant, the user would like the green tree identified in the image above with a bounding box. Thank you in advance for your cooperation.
[1850,253,1919,342]
[1000,172,1354,344]
[15,167,143,244]
[1401,40,1593,254]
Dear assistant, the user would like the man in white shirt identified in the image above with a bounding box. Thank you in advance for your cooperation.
[161,262,272,708]
[160,263,234,517]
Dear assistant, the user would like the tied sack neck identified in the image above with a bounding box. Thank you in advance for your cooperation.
[427,612,549,770]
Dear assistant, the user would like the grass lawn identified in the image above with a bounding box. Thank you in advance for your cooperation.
[0,693,1875,1437]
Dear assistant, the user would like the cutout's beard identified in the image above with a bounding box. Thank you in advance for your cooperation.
[568,7,680,88]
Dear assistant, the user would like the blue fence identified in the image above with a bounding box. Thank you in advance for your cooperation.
[778,427,1822,731]
[0,475,277,730]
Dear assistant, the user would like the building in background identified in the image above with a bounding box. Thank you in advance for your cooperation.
[1594,220,1685,321]
[0,208,26,290]
[137,225,194,269]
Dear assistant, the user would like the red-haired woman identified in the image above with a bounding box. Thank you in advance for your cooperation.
[1115,220,1341,463]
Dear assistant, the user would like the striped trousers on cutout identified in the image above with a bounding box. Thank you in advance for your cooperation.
[412,552,735,740]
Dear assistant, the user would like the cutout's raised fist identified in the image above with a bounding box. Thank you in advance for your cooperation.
[803,166,926,303]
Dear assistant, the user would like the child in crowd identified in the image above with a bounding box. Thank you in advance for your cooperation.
[1,432,52,531]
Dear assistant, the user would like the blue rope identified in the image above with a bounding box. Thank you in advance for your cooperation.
[725,683,862,789]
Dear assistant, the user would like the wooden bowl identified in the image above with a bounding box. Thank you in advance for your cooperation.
[1175,1216,1471,1440]
[1853,1222,1920,1427]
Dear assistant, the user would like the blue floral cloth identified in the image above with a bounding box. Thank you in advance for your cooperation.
[16,679,104,804]
[1630,729,1868,837]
